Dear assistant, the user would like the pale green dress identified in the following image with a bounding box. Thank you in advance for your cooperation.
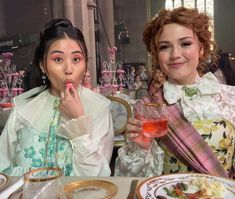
[0,86,114,176]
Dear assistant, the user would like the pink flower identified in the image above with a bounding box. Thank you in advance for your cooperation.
[107,47,117,55]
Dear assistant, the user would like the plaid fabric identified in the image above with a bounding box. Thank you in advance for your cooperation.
[136,87,228,178]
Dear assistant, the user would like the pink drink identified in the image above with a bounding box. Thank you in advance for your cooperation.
[143,118,168,138]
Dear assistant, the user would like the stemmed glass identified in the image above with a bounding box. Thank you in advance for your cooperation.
[23,167,65,199]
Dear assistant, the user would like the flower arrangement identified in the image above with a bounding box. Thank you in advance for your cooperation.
[0,52,24,108]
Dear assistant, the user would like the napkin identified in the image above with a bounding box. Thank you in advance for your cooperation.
[0,177,24,199]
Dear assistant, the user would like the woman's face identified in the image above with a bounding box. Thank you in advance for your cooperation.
[156,23,203,85]
[84,71,91,84]
[41,37,86,96]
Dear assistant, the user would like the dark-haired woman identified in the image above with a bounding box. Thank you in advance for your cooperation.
[212,50,235,86]
[0,19,114,176]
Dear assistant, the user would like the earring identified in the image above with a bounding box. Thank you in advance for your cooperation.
[42,73,47,84]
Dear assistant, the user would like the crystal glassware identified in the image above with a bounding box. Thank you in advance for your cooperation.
[134,102,168,138]
[23,167,65,199]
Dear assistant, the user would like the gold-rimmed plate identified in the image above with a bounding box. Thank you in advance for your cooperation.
[64,179,118,199]
[136,173,235,199]
[0,173,9,191]
[8,189,23,199]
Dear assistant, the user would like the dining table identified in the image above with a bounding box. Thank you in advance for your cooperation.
[5,176,147,199]
[3,173,235,198]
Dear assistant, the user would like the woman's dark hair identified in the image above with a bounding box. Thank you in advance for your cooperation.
[217,50,235,86]
[29,18,88,94]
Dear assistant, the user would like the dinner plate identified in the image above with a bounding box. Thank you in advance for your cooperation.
[0,173,9,191]
[8,189,23,199]
[64,179,118,199]
[136,173,235,199]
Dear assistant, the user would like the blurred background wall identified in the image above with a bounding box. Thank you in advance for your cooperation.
[0,0,234,89]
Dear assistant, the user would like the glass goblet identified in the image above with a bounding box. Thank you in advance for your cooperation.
[23,167,65,199]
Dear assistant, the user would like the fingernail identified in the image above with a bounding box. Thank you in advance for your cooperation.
[133,133,139,137]
[128,133,139,138]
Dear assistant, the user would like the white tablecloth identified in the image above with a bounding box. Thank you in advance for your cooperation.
[4,176,147,199]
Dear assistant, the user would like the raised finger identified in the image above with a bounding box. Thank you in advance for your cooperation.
[64,86,71,97]
[60,91,65,101]
[126,123,143,132]
[128,117,143,127]
[125,131,139,139]
[69,85,78,98]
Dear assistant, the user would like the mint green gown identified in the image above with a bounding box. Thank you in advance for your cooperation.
[0,86,114,176]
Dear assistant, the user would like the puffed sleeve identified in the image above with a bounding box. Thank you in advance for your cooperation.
[114,140,164,177]
[0,108,18,172]
[60,107,114,176]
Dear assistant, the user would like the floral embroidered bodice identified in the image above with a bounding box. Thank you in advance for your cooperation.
[3,99,74,176]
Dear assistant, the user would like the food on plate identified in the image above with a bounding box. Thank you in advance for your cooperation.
[156,196,167,199]
[191,177,225,198]
[157,177,225,199]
